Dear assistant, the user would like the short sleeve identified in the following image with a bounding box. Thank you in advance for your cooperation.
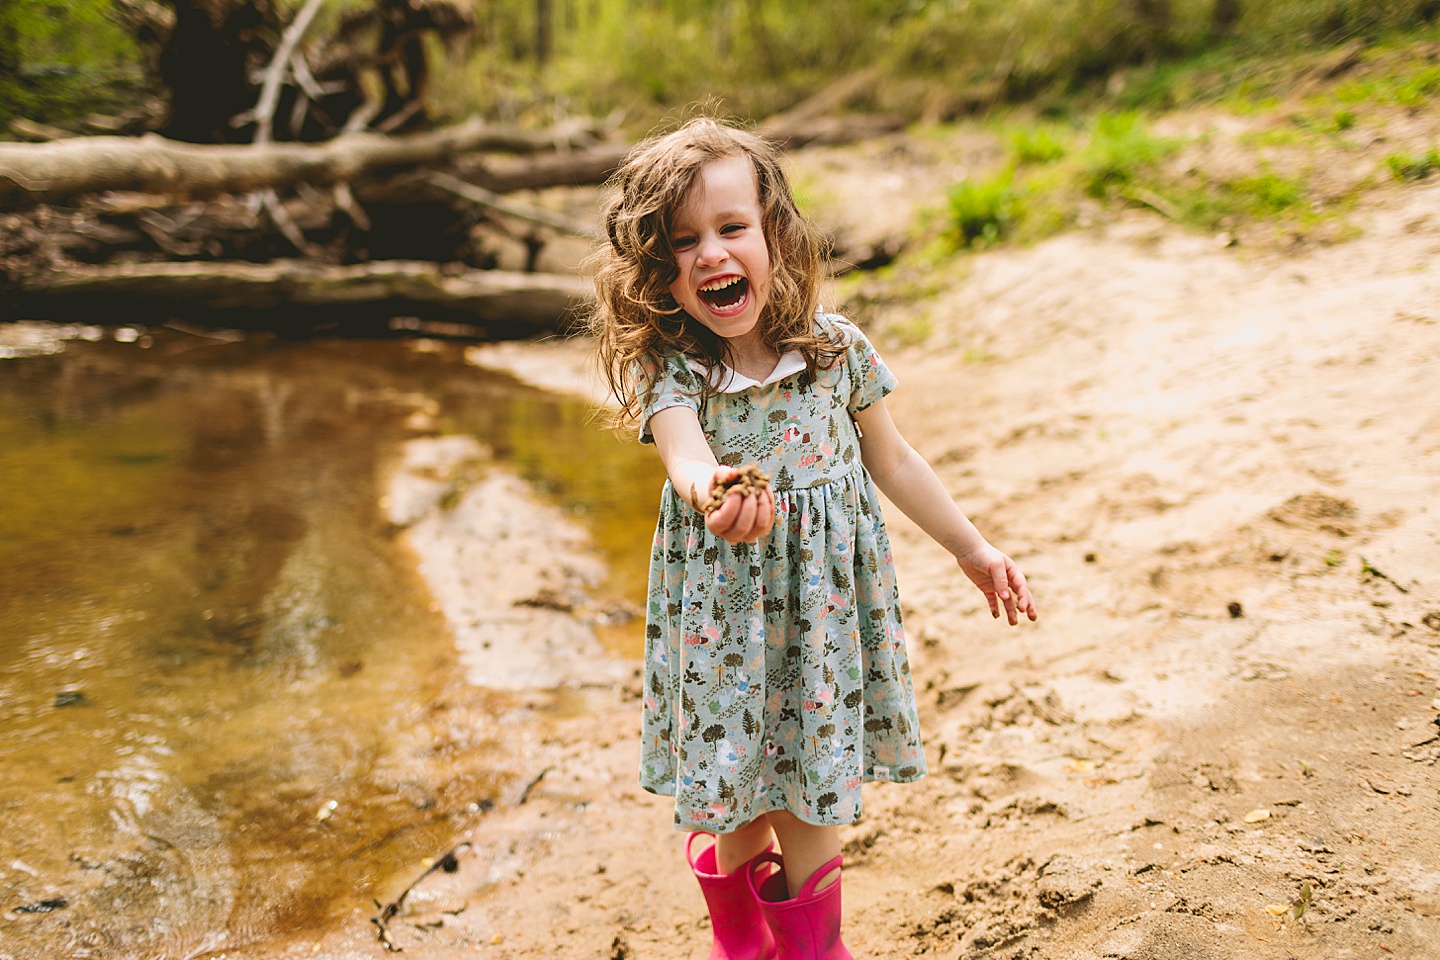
[638,352,703,444]
[831,316,897,413]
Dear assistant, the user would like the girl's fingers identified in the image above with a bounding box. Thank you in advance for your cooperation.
[705,488,740,535]
[1012,569,1038,621]
[756,488,776,534]
[705,490,759,544]
[990,563,1013,622]
[732,489,760,539]
[703,470,775,544]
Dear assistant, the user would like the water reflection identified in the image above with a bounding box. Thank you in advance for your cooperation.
[0,331,662,958]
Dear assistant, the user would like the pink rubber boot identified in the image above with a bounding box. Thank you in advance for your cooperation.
[687,832,778,960]
[746,852,853,960]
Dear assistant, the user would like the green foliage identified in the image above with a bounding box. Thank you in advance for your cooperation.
[1385,147,1440,181]
[1172,170,1311,228]
[1290,107,1357,134]
[0,0,142,129]
[1008,125,1067,165]
[1079,112,1179,198]
[1335,63,1440,107]
[444,1,1440,124]
[944,170,1022,250]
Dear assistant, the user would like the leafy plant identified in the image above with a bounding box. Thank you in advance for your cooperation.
[0,0,141,128]
[1385,147,1440,181]
[1079,112,1179,198]
[1008,125,1067,165]
[944,171,1022,249]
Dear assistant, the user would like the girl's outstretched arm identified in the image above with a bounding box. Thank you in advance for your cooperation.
[853,398,1038,625]
[648,405,775,544]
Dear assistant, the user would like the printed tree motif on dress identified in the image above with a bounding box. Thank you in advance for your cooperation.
[637,316,927,830]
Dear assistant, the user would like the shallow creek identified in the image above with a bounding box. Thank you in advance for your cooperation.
[0,329,661,958]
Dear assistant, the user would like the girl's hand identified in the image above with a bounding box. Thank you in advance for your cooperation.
[956,543,1038,626]
[703,465,775,545]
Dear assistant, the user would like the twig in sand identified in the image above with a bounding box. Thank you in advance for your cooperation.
[370,841,473,952]
[517,766,554,805]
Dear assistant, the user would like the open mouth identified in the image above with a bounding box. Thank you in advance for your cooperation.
[697,276,749,312]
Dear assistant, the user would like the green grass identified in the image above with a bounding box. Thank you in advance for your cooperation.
[943,171,1022,250]
[923,105,1341,265]
[1335,64,1440,108]
[1385,147,1440,181]
[1008,125,1067,165]
[1078,112,1180,199]
[1171,170,1312,229]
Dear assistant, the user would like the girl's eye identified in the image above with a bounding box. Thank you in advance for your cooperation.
[672,236,697,250]
[721,224,746,236]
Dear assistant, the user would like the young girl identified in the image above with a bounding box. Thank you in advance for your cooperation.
[590,117,1037,960]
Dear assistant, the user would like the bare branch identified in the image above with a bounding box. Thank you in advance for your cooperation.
[424,172,598,238]
[252,0,328,146]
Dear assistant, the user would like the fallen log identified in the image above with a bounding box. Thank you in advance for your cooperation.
[452,143,631,193]
[9,260,593,329]
[0,118,599,205]
[759,67,884,130]
[759,114,907,150]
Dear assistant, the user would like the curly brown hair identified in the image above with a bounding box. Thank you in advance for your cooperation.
[587,116,846,428]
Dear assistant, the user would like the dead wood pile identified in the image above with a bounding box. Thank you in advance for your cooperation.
[0,0,903,336]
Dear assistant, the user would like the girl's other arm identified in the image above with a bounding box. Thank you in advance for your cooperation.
[854,398,1037,625]
[648,406,775,544]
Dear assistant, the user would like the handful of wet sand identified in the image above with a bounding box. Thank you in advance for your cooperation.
[701,465,771,515]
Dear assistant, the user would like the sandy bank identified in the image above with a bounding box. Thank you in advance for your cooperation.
[354,173,1440,958]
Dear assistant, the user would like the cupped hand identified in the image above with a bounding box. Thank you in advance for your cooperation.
[956,542,1038,626]
[703,465,775,544]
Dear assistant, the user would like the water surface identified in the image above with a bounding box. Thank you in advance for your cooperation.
[0,329,662,958]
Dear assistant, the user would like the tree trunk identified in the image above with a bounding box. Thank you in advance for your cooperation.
[158,0,278,143]
[9,259,593,330]
[0,118,599,204]
[535,0,552,64]
[1128,0,1174,59]
[1211,0,1241,36]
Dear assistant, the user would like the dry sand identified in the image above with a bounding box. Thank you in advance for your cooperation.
[296,143,1439,959]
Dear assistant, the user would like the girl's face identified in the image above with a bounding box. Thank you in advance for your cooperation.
[667,155,772,348]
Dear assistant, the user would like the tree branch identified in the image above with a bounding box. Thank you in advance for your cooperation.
[0,119,601,203]
[424,172,598,238]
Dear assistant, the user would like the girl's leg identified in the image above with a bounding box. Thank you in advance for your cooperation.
[714,814,777,874]
[749,811,852,959]
[765,810,841,897]
[688,817,779,960]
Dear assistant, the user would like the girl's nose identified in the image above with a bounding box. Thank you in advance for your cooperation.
[695,234,728,268]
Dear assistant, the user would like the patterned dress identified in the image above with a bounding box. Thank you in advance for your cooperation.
[638,314,927,832]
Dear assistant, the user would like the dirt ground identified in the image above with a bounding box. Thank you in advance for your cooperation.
[272,124,1440,960]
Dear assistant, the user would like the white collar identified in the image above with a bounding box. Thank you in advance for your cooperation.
[687,350,808,393]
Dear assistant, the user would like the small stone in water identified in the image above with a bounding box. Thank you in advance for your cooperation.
[54,689,85,708]
[317,799,339,821]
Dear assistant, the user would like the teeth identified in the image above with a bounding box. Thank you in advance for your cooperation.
[700,277,743,293]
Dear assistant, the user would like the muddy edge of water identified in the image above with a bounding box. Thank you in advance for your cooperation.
[0,327,660,959]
